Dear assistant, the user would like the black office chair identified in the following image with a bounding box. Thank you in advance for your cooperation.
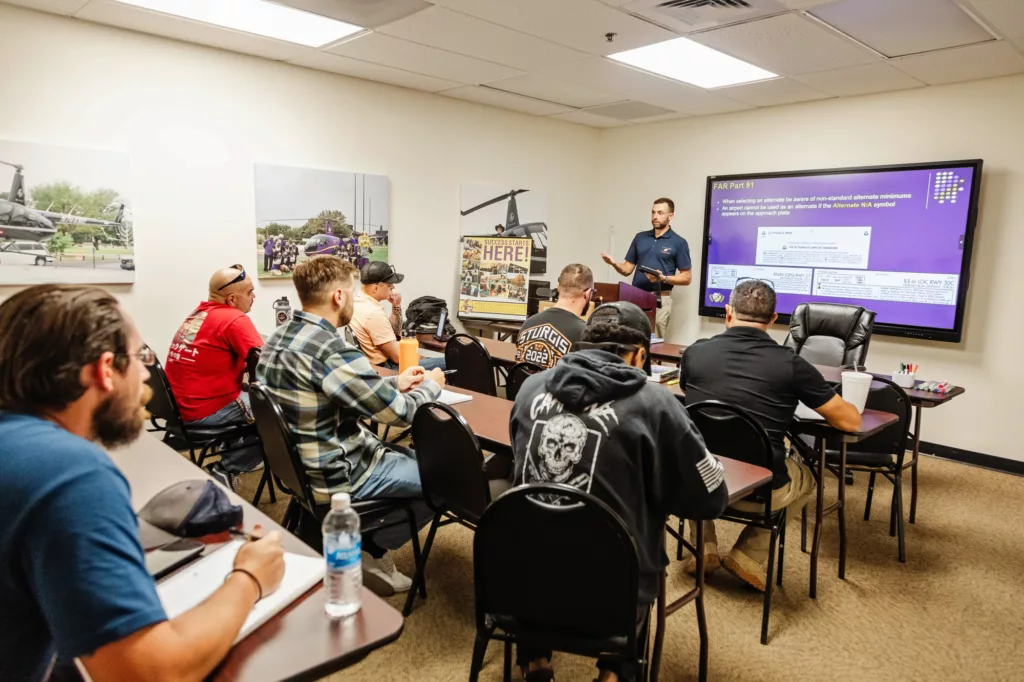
[404,402,505,616]
[248,384,425,585]
[505,361,543,401]
[445,333,498,396]
[145,358,259,472]
[682,398,783,645]
[803,377,913,562]
[784,303,876,368]
[471,483,650,682]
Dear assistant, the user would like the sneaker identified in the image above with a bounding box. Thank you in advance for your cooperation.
[722,548,767,592]
[680,541,721,576]
[206,463,236,491]
[361,551,413,596]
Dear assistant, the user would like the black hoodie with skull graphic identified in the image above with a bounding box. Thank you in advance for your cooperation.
[510,348,730,606]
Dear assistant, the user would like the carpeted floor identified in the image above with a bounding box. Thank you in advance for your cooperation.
[234,455,1024,681]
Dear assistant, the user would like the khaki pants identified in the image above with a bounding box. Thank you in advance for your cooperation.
[655,294,673,338]
[698,458,816,565]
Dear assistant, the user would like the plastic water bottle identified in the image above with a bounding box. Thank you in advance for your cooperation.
[273,296,292,327]
[322,492,362,618]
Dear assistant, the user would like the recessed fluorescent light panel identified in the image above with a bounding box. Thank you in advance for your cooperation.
[115,0,363,47]
[610,38,777,89]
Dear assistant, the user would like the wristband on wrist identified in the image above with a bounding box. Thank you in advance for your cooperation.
[228,568,263,602]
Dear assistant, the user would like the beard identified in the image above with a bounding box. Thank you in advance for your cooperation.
[652,218,669,229]
[95,384,152,448]
[338,298,355,327]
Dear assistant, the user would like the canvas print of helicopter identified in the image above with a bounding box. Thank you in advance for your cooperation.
[254,163,390,279]
[0,139,134,285]
[460,183,548,277]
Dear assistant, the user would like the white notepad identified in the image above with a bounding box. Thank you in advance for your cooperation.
[795,402,825,421]
[157,540,324,643]
[439,389,473,405]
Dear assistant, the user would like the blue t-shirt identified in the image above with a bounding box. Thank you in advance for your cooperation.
[625,227,691,293]
[0,413,166,681]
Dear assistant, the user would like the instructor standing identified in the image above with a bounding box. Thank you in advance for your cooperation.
[601,197,692,339]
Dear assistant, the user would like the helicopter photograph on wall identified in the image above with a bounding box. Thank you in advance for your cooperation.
[0,139,134,285]
[460,183,548,276]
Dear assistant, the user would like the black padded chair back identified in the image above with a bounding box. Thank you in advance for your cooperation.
[145,359,186,432]
[474,483,640,647]
[248,383,316,512]
[506,361,543,401]
[412,402,492,522]
[850,376,912,461]
[784,303,875,368]
[683,397,774,502]
[444,333,497,396]
[246,346,262,385]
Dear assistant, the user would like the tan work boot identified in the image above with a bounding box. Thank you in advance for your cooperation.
[679,520,720,575]
[722,525,771,591]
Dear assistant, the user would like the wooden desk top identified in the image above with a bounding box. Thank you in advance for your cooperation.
[376,369,771,504]
[650,341,686,363]
[111,433,404,682]
[813,364,966,407]
[416,334,518,368]
[789,408,899,443]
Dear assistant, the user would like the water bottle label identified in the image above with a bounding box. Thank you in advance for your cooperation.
[325,534,361,571]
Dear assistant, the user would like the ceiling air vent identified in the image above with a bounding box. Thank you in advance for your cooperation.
[623,0,797,33]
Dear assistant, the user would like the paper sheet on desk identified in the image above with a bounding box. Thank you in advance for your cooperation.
[439,389,472,405]
[795,402,825,421]
[157,540,324,643]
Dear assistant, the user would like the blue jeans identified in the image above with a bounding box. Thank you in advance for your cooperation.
[353,443,430,553]
[382,356,447,372]
[188,393,264,474]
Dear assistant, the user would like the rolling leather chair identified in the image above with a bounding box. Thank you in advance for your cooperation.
[784,303,876,368]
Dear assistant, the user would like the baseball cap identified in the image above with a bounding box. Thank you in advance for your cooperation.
[585,302,652,351]
[361,261,405,285]
[137,479,243,547]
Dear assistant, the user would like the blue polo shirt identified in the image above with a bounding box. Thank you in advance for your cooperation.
[625,227,691,293]
[0,413,166,681]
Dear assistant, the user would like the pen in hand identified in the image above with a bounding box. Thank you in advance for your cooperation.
[229,527,263,542]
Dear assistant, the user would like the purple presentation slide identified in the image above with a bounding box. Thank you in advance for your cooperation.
[703,166,977,331]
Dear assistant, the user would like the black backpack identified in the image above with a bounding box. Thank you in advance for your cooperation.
[403,296,457,338]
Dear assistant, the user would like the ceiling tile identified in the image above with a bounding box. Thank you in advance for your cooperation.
[377,5,589,71]
[287,49,464,92]
[439,85,574,116]
[2,0,90,14]
[621,0,787,35]
[549,110,632,128]
[891,40,1024,84]
[75,0,309,61]
[583,100,675,120]
[965,0,1024,40]
[326,31,521,84]
[691,12,879,76]
[714,77,831,107]
[793,62,925,97]
[486,72,621,108]
[430,0,677,56]
[273,0,433,29]
[809,0,994,58]
[627,111,690,124]
[542,58,755,116]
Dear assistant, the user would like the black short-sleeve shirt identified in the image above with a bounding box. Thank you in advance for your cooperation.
[679,326,836,486]
[516,307,586,369]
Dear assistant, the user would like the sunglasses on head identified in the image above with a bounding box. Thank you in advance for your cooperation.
[218,265,246,291]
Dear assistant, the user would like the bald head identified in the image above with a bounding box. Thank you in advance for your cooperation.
[208,265,255,313]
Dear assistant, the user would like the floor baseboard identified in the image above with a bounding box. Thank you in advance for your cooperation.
[913,440,1024,477]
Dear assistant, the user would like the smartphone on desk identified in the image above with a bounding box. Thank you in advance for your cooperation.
[435,309,447,340]
[146,538,205,580]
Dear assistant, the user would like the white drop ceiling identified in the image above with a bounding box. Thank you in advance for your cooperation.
[5,0,1024,128]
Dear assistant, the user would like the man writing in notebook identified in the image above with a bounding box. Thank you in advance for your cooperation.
[0,285,284,682]
[515,263,594,369]
[679,279,861,590]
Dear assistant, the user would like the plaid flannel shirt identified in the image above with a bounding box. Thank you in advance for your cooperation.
[255,310,441,494]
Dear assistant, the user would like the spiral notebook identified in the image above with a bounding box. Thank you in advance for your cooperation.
[156,539,324,643]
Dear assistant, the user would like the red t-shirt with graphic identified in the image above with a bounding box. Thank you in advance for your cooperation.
[164,301,263,422]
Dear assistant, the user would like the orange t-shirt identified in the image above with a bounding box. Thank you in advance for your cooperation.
[350,291,397,365]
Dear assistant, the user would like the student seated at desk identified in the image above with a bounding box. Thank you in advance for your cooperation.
[515,263,594,369]
[510,302,728,682]
[0,285,284,682]
[679,279,861,591]
[257,256,444,595]
[350,261,446,371]
[164,264,265,488]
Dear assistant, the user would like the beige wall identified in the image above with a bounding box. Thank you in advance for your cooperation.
[596,75,1024,460]
[0,4,599,356]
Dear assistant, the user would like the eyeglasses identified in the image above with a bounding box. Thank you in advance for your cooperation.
[120,346,156,366]
[217,265,247,291]
[736,277,775,290]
